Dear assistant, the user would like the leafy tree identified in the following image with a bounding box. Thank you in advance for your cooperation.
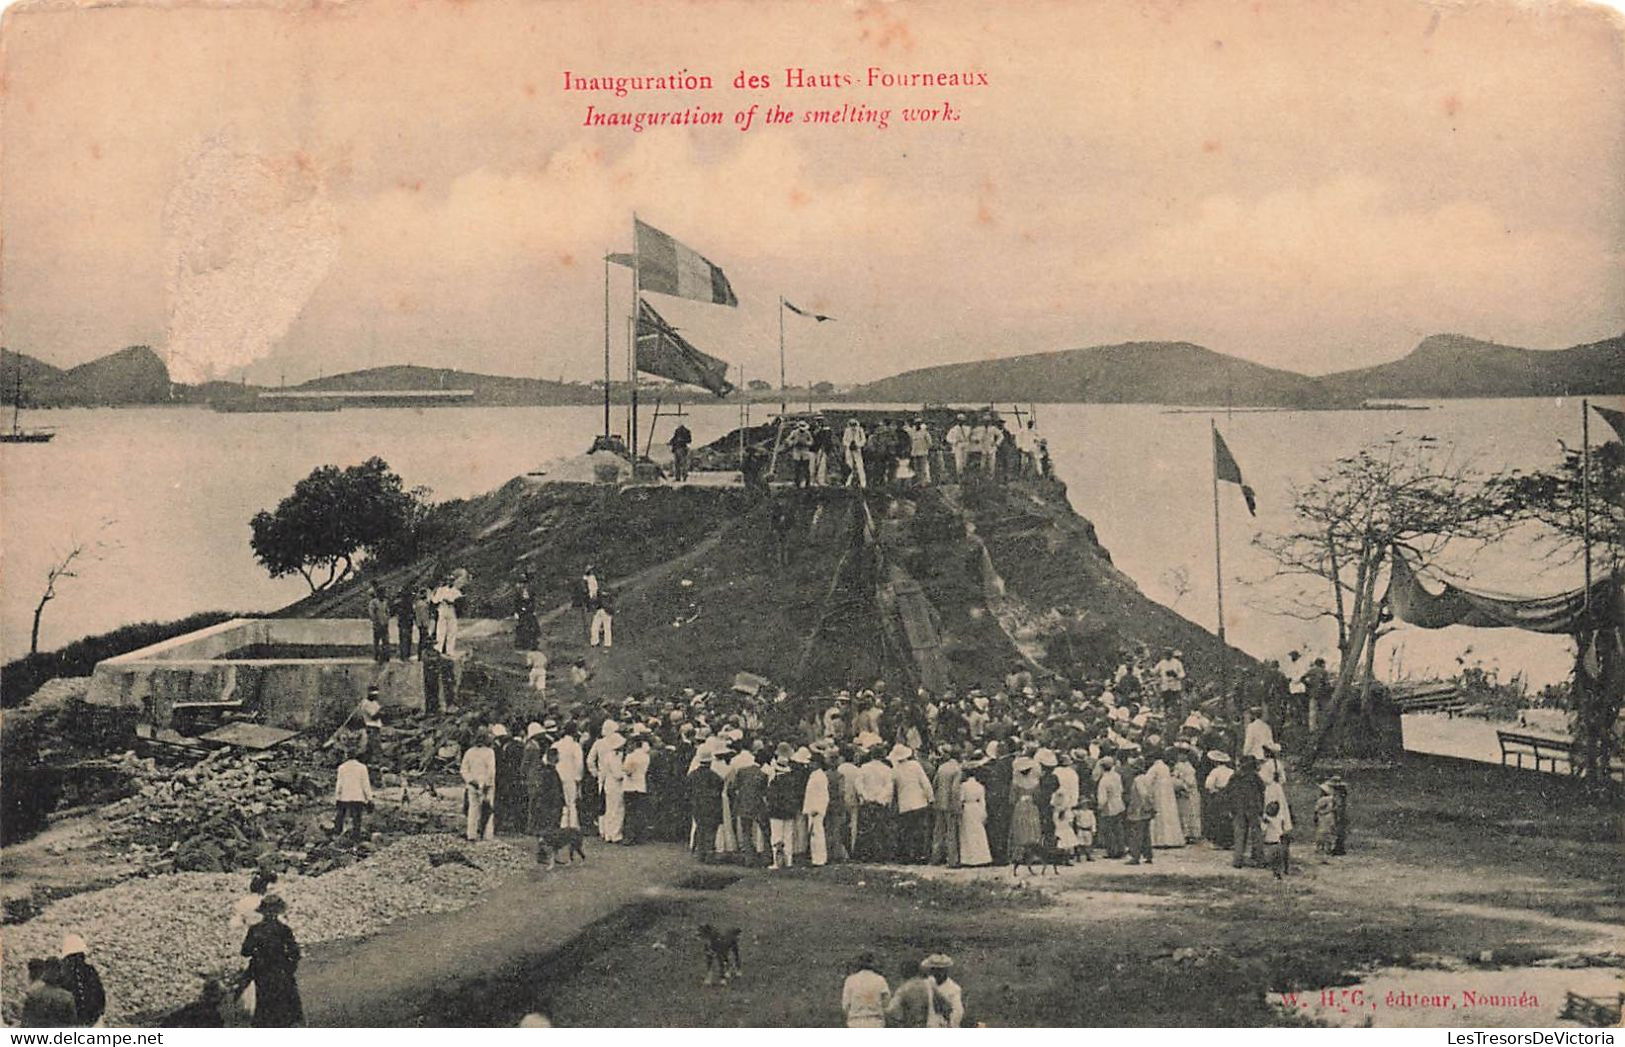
[250,458,426,591]
[1255,436,1509,766]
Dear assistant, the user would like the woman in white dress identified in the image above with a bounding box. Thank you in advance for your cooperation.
[1147,751,1185,848]
[957,769,993,867]
[1258,743,1293,834]
[598,733,626,843]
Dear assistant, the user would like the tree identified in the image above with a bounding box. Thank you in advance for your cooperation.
[249,458,426,591]
[30,522,116,655]
[746,378,772,392]
[1255,436,1509,766]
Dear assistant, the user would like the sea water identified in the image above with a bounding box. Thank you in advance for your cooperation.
[2,397,1618,689]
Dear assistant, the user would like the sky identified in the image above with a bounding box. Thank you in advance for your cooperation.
[1,0,1622,386]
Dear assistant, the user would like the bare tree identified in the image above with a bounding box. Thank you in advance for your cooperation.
[1255,436,1509,766]
[30,524,116,655]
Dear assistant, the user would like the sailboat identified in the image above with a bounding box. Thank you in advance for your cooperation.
[2,358,56,443]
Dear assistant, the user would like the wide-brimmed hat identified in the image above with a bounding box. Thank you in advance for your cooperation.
[887,744,913,762]
[921,954,954,971]
[60,933,87,958]
[601,719,620,734]
[489,724,509,738]
[526,722,545,740]
[1207,750,1232,764]
[792,747,812,765]
[258,894,288,916]
[1035,748,1058,768]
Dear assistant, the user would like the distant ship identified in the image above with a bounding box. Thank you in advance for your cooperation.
[211,389,477,412]
[2,361,55,443]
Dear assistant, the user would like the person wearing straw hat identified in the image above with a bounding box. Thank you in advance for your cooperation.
[801,747,830,866]
[921,954,964,1028]
[56,934,105,1027]
[1202,750,1236,849]
[765,746,802,868]
[929,746,962,867]
[551,721,584,830]
[856,745,896,861]
[240,895,302,1028]
[523,723,564,839]
[598,729,628,844]
[460,728,498,841]
[891,743,934,864]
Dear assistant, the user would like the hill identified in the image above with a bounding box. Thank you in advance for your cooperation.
[1317,333,1625,401]
[290,365,600,406]
[1,346,170,406]
[848,341,1344,407]
[284,468,1246,699]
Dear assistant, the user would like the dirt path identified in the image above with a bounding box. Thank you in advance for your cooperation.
[298,842,694,1027]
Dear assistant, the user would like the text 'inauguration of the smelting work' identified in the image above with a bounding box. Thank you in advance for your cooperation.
[562,66,992,133]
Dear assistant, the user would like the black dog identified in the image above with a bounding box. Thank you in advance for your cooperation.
[536,827,587,869]
[698,923,743,986]
[1012,842,1073,876]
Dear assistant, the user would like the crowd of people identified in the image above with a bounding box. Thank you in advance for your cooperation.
[396,643,1351,879]
[749,411,1052,491]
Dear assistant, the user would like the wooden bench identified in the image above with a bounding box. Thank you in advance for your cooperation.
[1495,730,1575,773]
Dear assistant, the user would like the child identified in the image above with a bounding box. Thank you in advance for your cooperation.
[1260,799,1287,879]
[1071,797,1097,861]
[1313,781,1338,857]
[1053,800,1079,854]
[525,648,548,696]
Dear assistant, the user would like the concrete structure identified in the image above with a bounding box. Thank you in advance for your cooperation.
[87,618,433,731]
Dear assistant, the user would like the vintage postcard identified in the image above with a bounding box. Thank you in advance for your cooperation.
[1,0,1622,1031]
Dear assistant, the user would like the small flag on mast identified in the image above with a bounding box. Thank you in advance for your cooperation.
[634,219,738,307]
[1213,429,1257,515]
[784,300,835,322]
[605,252,635,268]
[636,298,735,398]
[1591,403,1625,443]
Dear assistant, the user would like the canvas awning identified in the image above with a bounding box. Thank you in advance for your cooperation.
[1386,552,1621,634]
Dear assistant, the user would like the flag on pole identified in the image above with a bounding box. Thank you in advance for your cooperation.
[1213,430,1257,515]
[635,298,734,397]
[605,252,635,268]
[634,219,738,306]
[784,300,835,322]
[1592,403,1625,443]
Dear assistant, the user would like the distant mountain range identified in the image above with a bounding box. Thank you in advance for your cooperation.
[5,331,1622,409]
[850,333,1625,407]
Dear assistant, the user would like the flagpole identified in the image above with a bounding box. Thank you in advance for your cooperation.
[602,253,612,441]
[1582,398,1592,620]
[1211,419,1231,734]
[779,296,788,417]
[629,214,640,459]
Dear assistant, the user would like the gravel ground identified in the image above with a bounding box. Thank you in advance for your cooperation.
[1,833,530,1025]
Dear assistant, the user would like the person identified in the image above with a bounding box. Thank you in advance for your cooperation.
[393,584,416,661]
[891,744,934,863]
[1153,649,1186,715]
[493,724,528,835]
[1095,756,1126,858]
[1147,750,1184,849]
[1328,775,1350,855]
[1230,756,1266,867]
[982,422,1005,477]
[811,421,835,486]
[802,749,831,866]
[1258,743,1293,868]
[431,569,468,657]
[523,724,564,840]
[1314,781,1338,856]
[728,747,769,862]
[1172,747,1202,843]
[669,422,693,482]
[229,868,278,935]
[241,895,302,1028]
[1124,758,1156,865]
[1243,706,1276,760]
[367,584,392,664]
[921,954,964,1028]
[598,730,627,843]
[765,748,801,868]
[1202,750,1235,849]
[412,588,434,661]
[929,748,962,866]
[841,417,868,488]
[841,952,891,1028]
[1007,752,1043,858]
[552,723,584,829]
[165,979,227,1028]
[622,734,651,844]
[572,564,601,643]
[886,960,948,1027]
[786,421,815,488]
[1260,799,1288,878]
[1071,795,1097,861]
[945,414,972,477]
[460,730,497,841]
[56,935,105,1027]
[856,746,895,861]
[514,578,539,652]
[331,752,374,843]
[688,750,725,861]
[19,959,77,1026]
[957,766,993,867]
[1021,418,1045,476]
[590,587,615,649]
[907,419,934,485]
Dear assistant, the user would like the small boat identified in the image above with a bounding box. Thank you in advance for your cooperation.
[1,360,54,443]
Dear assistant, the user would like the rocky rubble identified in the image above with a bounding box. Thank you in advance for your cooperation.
[0,834,531,1026]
